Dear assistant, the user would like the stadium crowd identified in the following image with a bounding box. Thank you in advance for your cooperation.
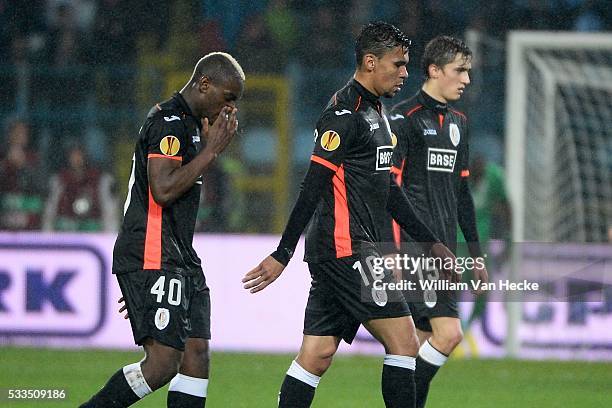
[0,0,609,232]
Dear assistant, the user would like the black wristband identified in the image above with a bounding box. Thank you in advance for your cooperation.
[271,248,293,267]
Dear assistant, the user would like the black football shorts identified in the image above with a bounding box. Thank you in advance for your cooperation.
[117,269,210,351]
[303,255,411,344]
[400,253,460,332]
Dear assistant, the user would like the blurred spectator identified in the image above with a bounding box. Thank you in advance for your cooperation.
[40,2,91,169]
[459,155,511,332]
[425,0,463,36]
[264,0,298,55]
[43,145,117,231]
[510,0,565,30]
[202,0,265,49]
[469,155,511,241]
[299,5,351,69]
[43,2,90,76]
[0,119,44,230]
[196,161,229,232]
[46,0,97,32]
[297,5,353,117]
[572,0,606,31]
[199,19,227,56]
[0,36,31,116]
[234,13,283,73]
[91,0,136,107]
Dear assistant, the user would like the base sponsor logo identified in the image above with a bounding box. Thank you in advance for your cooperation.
[427,148,457,173]
[376,146,394,170]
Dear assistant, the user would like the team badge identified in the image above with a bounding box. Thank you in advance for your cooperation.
[449,123,460,147]
[154,308,170,330]
[424,289,437,308]
[320,130,341,151]
[391,133,398,148]
[160,135,180,156]
[372,287,388,307]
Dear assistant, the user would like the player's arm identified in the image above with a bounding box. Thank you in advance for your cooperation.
[457,130,488,292]
[271,164,336,266]
[148,107,237,207]
[243,107,353,293]
[457,177,482,258]
[457,176,488,292]
[242,162,336,293]
[386,179,454,262]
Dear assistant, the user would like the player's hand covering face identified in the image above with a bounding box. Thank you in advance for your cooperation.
[242,256,285,293]
[202,106,238,157]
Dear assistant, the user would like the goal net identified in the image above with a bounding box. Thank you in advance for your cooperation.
[506,31,612,244]
[504,31,612,357]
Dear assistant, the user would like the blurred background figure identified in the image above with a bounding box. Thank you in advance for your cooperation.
[459,154,511,336]
[42,144,117,232]
[40,2,91,171]
[0,119,44,230]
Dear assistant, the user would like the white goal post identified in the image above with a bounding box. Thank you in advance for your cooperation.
[505,31,612,356]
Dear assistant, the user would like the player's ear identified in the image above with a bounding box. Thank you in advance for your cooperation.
[428,64,440,79]
[363,54,376,72]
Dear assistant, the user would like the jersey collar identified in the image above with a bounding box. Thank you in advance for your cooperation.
[351,79,381,110]
[172,92,200,127]
[418,89,448,114]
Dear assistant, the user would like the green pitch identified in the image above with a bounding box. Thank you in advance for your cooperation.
[1,347,611,407]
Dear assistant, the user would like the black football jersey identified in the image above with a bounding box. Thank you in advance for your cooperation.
[388,90,470,251]
[304,79,397,263]
[113,93,204,274]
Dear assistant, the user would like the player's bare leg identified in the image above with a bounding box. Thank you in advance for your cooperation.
[79,338,181,408]
[414,317,463,407]
[364,316,419,408]
[278,335,341,407]
[167,338,210,407]
[140,338,183,388]
[416,329,431,346]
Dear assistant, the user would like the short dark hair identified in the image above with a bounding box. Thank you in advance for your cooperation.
[422,36,472,78]
[355,21,411,68]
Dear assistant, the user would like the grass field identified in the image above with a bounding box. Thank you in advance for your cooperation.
[1,347,611,407]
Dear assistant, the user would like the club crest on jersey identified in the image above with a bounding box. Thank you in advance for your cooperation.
[154,308,170,330]
[449,123,460,146]
[160,135,180,156]
[320,130,340,151]
[391,133,398,148]
[376,146,394,170]
[427,147,457,173]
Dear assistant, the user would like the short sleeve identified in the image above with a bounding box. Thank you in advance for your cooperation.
[310,107,355,169]
[146,114,188,161]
